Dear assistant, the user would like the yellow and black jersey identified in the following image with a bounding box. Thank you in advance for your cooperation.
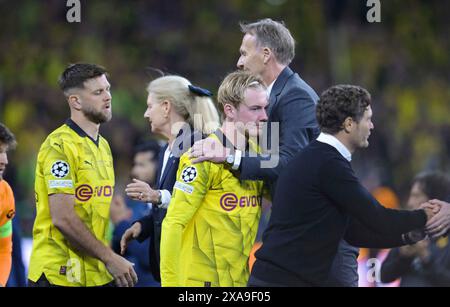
[160,131,264,287]
[29,119,114,287]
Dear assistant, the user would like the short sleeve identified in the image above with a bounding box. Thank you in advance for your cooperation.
[41,139,78,195]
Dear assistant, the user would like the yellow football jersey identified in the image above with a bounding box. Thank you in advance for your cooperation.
[160,131,264,287]
[28,119,114,287]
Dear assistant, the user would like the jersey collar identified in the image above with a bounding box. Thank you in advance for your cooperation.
[65,119,100,147]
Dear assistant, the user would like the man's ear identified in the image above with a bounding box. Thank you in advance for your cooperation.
[68,94,82,111]
[343,117,353,133]
[263,47,272,64]
[223,103,236,120]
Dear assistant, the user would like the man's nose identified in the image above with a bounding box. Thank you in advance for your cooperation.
[260,109,268,121]
[237,57,244,70]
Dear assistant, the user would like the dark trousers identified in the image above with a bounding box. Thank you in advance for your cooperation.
[326,240,359,287]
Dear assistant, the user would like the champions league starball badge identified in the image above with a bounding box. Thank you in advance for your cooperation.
[51,160,70,178]
[181,166,197,183]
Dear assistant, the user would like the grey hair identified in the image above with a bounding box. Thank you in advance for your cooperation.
[240,18,295,65]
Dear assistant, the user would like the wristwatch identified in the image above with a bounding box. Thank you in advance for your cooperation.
[226,154,235,167]
[225,150,242,171]
[155,190,162,206]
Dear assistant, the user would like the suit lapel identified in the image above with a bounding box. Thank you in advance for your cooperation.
[155,145,167,188]
[267,67,294,118]
[158,154,176,188]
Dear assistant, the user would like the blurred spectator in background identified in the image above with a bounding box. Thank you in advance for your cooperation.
[0,123,17,287]
[111,141,161,287]
[381,171,450,286]
[120,75,220,282]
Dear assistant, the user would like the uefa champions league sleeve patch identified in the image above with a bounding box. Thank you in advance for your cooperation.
[51,160,70,178]
[174,181,194,194]
[181,166,197,183]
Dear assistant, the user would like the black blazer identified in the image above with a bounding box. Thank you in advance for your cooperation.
[251,141,426,286]
[136,126,202,281]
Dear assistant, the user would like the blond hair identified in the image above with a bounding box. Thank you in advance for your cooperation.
[147,76,220,134]
[217,71,266,113]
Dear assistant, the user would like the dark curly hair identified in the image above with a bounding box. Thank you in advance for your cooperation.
[0,122,17,150]
[316,85,371,134]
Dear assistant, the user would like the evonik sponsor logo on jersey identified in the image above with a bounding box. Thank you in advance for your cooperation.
[219,193,262,212]
[75,184,113,202]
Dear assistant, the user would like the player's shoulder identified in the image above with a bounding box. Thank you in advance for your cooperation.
[179,151,191,164]
[49,123,74,137]
[0,180,13,195]
[179,133,220,167]
[179,153,216,180]
[179,152,207,171]
[0,180,15,213]
[43,124,79,147]
[38,124,81,160]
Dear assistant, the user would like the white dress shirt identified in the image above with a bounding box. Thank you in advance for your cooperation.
[316,132,352,162]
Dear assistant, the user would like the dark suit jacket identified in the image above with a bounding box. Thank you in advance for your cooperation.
[239,66,320,186]
[251,141,426,286]
[135,126,202,282]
